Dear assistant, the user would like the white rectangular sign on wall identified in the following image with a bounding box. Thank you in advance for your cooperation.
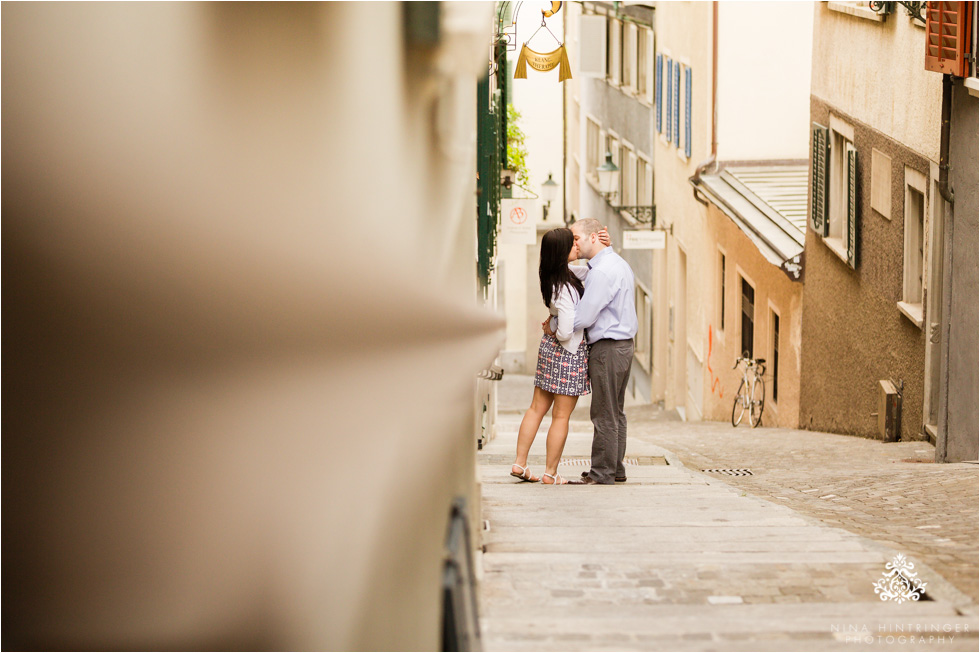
[622,230,666,250]
[500,199,537,245]
[578,15,607,78]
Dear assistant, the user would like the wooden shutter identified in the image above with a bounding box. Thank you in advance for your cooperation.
[811,123,829,236]
[674,64,681,145]
[685,67,692,159]
[925,2,974,76]
[655,54,663,133]
[846,143,858,268]
[665,59,673,142]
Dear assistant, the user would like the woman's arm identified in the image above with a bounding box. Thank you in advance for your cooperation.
[568,264,588,280]
[554,285,577,344]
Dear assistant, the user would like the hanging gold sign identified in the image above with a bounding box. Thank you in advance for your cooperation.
[514,44,572,82]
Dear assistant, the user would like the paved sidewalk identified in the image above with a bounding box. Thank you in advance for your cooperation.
[625,404,979,604]
[477,375,977,650]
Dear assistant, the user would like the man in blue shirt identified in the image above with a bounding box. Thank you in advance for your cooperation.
[545,218,638,484]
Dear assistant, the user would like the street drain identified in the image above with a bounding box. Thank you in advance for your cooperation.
[702,468,754,476]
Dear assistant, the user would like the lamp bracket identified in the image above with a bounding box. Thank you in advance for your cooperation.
[869,1,926,21]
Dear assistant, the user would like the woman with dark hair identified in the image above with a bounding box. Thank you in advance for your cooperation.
[510,227,591,485]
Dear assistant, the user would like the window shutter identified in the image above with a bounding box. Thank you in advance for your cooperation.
[673,64,681,145]
[685,67,692,159]
[846,143,858,269]
[655,54,663,133]
[665,59,673,142]
[811,122,829,236]
[925,2,974,76]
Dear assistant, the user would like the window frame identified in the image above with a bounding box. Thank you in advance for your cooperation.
[634,280,654,372]
[717,248,727,335]
[585,115,601,184]
[768,303,781,406]
[608,18,622,86]
[899,166,927,328]
[737,269,757,360]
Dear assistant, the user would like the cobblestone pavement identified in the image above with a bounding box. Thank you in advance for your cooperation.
[625,403,979,604]
[479,375,978,650]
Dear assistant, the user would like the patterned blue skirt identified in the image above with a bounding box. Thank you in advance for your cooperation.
[534,334,591,396]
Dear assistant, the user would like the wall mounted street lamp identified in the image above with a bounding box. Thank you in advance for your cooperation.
[595,151,657,227]
[868,1,926,21]
[541,172,559,221]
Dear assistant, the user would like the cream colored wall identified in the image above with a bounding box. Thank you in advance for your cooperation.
[653,0,712,418]
[497,1,567,371]
[717,1,814,161]
[811,2,941,161]
[3,2,501,649]
[703,206,804,428]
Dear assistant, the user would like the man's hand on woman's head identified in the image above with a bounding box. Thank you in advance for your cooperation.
[598,227,611,247]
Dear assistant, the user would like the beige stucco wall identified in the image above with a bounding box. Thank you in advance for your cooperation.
[653,0,712,418]
[717,1,814,161]
[3,2,501,649]
[702,206,804,428]
[810,2,942,162]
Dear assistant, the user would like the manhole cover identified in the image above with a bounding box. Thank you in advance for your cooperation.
[701,468,754,476]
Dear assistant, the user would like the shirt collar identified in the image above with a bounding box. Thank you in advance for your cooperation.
[588,247,613,268]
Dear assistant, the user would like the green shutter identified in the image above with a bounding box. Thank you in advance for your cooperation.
[811,123,829,236]
[846,143,858,269]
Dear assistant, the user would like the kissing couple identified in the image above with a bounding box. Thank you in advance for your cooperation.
[510,218,638,485]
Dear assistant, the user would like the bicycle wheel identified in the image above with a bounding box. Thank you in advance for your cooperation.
[749,376,765,427]
[731,380,746,426]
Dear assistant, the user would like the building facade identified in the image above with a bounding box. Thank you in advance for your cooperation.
[3,3,501,649]
[800,1,943,442]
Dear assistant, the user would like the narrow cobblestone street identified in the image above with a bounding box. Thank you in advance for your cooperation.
[478,375,978,651]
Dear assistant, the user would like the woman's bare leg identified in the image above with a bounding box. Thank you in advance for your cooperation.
[542,394,579,483]
[512,386,554,481]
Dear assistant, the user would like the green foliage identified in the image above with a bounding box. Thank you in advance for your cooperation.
[506,104,531,189]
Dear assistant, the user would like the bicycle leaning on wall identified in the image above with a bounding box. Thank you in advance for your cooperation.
[731,354,766,428]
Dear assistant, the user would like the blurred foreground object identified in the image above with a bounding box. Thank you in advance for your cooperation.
[2,2,501,649]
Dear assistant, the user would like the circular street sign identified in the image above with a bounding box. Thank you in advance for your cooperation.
[509,207,528,225]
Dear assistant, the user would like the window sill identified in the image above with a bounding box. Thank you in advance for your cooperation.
[897,301,924,329]
[675,148,690,162]
[823,235,851,266]
[827,1,885,22]
[965,77,979,98]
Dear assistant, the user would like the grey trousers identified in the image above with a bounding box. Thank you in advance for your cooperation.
[587,338,634,484]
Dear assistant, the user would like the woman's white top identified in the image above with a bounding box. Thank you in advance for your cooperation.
[549,265,588,354]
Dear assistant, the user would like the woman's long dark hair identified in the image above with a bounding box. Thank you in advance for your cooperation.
[539,228,584,307]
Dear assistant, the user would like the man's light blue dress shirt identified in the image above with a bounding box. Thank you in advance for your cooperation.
[572,247,639,343]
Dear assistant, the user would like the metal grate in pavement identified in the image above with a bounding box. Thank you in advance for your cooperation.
[479,454,667,466]
[701,468,754,476]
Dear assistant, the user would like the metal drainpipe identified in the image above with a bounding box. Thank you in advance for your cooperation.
[690,0,719,204]
[938,73,954,203]
[936,72,955,460]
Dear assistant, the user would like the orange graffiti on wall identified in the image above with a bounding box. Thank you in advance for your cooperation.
[707,325,724,398]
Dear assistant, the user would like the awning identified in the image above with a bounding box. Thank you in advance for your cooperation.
[691,165,808,281]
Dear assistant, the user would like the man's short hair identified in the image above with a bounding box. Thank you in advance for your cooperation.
[574,218,603,236]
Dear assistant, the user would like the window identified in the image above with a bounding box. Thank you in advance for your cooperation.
[900,167,927,326]
[608,19,622,85]
[672,60,681,147]
[618,142,631,203]
[639,28,653,103]
[586,117,600,182]
[655,53,663,132]
[718,252,726,331]
[636,155,650,207]
[624,149,637,205]
[664,58,673,142]
[770,309,780,403]
[740,276,755,359]
[684,66,692,159]
[635,284,653,371]
[812,117,858,268]
[623,23,637,91]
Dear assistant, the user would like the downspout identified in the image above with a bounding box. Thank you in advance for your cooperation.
[563,3,568,224]
[938,74,954,203]
[690,0,719,205]
[936,72,955,460]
